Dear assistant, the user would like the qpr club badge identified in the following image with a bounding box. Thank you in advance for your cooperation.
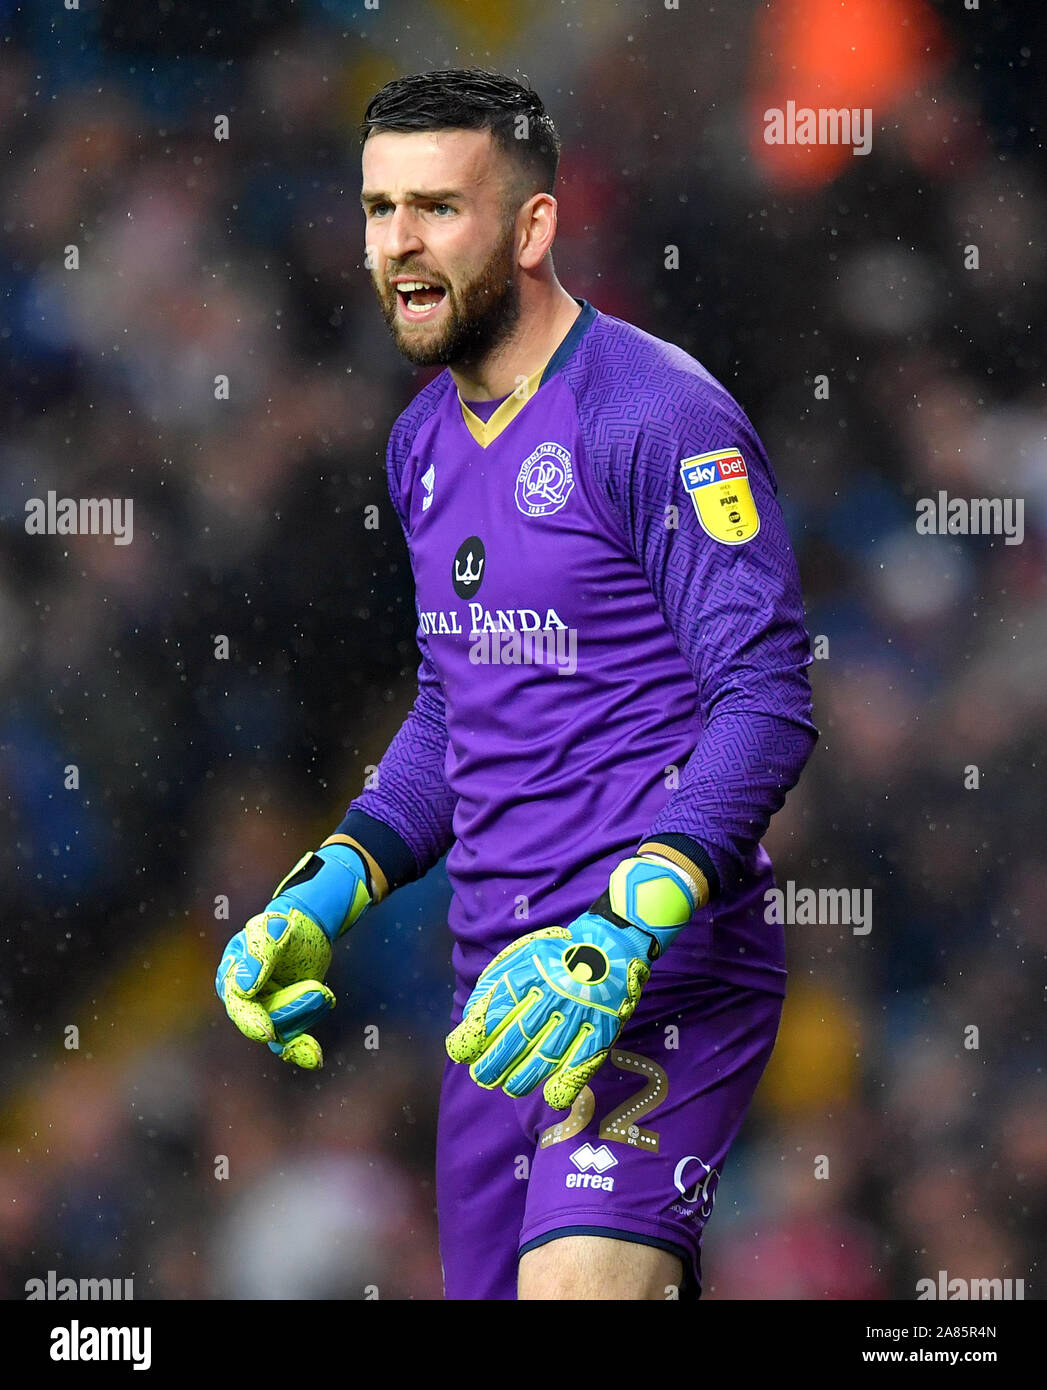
[514,442,574,517]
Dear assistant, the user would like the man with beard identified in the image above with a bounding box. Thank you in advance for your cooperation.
[216,68,818,1301]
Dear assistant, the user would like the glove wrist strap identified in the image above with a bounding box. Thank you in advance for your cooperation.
[320,833,389,902]
[270,843,373,942]
[591,854,698,960]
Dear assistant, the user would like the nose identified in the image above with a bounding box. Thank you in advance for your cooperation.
[381,204,425,263]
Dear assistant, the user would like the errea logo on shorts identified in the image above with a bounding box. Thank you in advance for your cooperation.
[566,1143,617,1191]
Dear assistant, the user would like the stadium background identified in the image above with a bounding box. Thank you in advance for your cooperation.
[2,0,1043,1300]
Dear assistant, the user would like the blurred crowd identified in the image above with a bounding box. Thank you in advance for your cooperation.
[1,0,1043,1299]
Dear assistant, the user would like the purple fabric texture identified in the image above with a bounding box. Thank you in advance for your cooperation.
[343,300,817,994]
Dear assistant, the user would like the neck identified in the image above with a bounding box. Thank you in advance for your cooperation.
[449,278,581,401]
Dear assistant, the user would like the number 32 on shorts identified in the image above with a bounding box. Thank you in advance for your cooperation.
[538,1050,667,1154]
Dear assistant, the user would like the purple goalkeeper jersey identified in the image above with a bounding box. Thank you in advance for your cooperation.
[340,299,817,996]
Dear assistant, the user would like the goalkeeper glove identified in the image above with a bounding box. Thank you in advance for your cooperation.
[215,842,373,1070]
[445,853,699,1109]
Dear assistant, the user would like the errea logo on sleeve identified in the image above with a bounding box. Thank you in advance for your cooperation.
[680,448,760,545]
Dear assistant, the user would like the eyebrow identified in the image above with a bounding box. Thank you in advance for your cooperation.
[360,189,463,207]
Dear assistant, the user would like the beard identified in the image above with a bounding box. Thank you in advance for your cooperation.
[374,224,522,368]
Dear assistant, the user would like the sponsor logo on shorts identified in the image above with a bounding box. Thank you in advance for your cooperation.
[566,1142,617,1192]
[669,1154,719,1220]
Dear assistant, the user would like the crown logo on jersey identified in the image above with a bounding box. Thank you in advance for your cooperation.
[452,536,486,600]
[514,442,574,518]
[455,550,483,585]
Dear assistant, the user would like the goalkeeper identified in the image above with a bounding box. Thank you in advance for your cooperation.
[217,68,817,1301]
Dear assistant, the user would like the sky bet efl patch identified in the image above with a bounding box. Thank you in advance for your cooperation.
[680,447,760,545]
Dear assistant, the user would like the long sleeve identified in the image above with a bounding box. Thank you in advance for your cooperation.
[333,416,457,891]
[594,377,818,898]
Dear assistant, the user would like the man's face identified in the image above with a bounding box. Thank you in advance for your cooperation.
[361,128,523,369]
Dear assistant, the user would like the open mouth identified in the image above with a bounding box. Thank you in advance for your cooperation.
[395,280,447,320]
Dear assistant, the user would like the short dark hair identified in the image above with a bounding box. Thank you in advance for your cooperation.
[360,68,561,206]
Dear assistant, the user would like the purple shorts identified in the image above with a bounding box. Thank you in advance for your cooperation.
[435,969,783,1299]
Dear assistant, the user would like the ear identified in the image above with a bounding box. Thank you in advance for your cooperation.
[517,192,557,270]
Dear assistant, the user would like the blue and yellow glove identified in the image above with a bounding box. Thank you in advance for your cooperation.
[445,854,700,1109]
[215,842,373,1070]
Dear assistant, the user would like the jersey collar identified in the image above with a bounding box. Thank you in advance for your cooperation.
[457,297,597,448]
